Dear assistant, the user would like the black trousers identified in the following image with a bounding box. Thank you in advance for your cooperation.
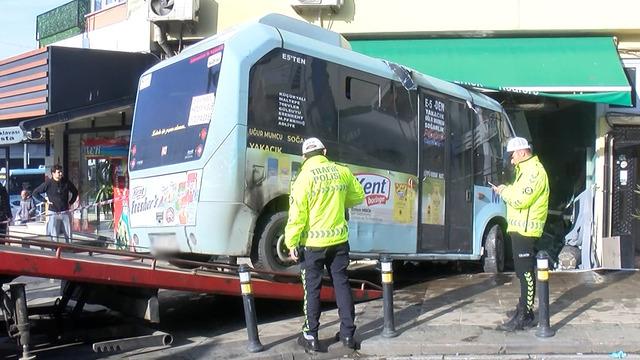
[301,241,355,339]
[510,232,537,311]
[0,222,6,245]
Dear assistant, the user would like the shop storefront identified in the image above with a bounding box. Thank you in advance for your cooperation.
[350,36,634,269]
[66,125,130,238]
[1,46,156,240]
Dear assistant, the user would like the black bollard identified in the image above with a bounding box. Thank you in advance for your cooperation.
[535,251,555,338]
[380,255,398,338]
[9,283,35,360]
[238,264,264,352]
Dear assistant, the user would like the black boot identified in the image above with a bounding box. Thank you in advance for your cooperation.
[505,302,525,318]
[334,332,359,350]
[297,333,321,353]
[497,308,535,332]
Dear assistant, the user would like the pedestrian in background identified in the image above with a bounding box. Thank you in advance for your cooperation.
[18,190,36,224]
[0,184,12,241]
[492,137,549,331]
[33,165,78,243]
[285,137,365,353]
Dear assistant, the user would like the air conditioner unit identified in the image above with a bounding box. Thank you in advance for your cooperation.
[290,0,344,12]
[148,0,199,22]
[606,61,640,126]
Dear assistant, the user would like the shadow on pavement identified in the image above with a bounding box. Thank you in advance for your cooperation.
[356,273,511,341]
[552,298,601,331]
[548,270,634,331]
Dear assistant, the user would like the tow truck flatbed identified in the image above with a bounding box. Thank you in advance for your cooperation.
[0,238,382,302]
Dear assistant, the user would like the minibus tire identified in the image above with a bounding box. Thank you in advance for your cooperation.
[482,223,504,273]
[252,211,300,274]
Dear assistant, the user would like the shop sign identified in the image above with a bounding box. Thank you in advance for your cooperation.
[82,137,129,158]
[0,126,25,145]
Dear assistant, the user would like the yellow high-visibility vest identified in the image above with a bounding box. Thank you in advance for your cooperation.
[500,155,549,237]
[285,155,364,249]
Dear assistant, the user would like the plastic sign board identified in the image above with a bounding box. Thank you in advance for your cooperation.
[0,127,25,145]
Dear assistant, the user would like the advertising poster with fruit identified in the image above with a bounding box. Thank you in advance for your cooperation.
[245,146,418,227]
[421,176,445,225]
[348,167,417,226]
[129,170,201,227]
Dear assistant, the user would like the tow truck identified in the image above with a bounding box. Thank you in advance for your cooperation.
[0,235,382,359]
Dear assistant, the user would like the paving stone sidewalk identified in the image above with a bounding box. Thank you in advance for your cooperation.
[151,269,640,359]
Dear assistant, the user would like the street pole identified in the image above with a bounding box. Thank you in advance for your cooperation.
[238,264,264,352]
[535,251,555,338]
[380,255,398,338]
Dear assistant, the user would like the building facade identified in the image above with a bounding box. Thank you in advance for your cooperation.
[2,0,639,264]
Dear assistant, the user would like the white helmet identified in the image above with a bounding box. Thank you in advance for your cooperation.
[506,137,530,152]
[302,137,325,155]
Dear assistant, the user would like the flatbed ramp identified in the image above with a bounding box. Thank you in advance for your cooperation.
[0,237,382,302]
[0,237,382,357]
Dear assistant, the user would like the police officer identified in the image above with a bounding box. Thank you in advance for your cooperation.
[492,137,549,331]
[285,137,365,352]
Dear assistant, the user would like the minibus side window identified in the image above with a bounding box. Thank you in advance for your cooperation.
[337,72,418,173]
[247,49,339,155]
[473,108,507,185]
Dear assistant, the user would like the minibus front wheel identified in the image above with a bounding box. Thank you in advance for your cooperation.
[482,223,505,273]
[251,211,300,274]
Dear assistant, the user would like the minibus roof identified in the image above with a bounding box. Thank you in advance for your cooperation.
[140,14,503,113]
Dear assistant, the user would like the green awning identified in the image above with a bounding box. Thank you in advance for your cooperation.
[350,37,632,106]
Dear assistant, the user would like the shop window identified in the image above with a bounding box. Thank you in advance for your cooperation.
[93,0,125,12]
[70,133,130,238]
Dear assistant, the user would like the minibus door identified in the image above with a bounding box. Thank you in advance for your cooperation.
[418,91,473,253]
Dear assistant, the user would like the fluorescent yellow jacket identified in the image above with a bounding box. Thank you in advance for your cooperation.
[500,155,549,237]
[285,155,365,249]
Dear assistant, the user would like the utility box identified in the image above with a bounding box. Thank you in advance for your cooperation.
[148,0,199,22]
[602,236,622,268]
[602,235,635,269]
[290,0,344,13]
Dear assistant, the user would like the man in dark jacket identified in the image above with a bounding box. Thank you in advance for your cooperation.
[0,184,12,241]
[33,165,78,242]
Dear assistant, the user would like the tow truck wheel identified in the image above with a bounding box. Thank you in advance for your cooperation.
[252,211,299,274]
[482,223,505,273]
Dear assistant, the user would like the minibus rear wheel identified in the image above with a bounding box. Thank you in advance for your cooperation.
[482,223,505,273]
[252,211,300,274]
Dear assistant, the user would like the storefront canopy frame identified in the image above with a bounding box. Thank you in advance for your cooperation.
[350,36,632,106]
[20,96,133,130]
